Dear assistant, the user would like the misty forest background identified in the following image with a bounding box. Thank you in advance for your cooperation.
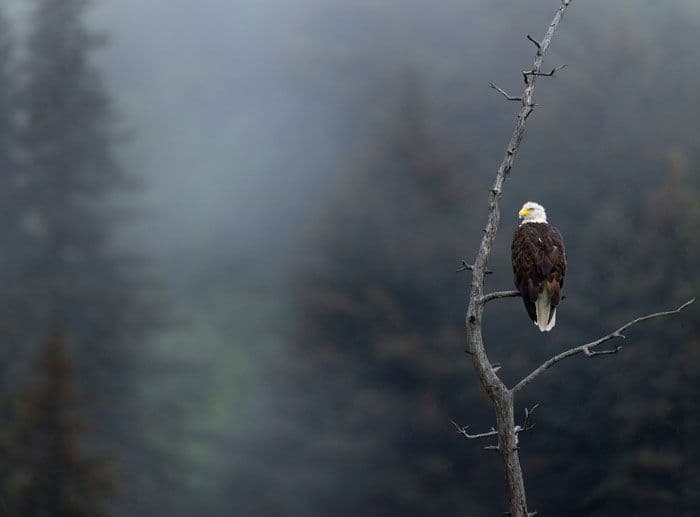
[0,0,698,515]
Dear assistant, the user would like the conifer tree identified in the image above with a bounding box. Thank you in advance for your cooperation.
[19,0,157,442]
[16,1,166,510]
[4,328,117,516]
[258,74,493,515]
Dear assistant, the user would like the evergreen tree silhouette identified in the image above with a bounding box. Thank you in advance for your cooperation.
[5,328,117,517]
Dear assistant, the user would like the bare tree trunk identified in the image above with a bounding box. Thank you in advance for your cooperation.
[462,3,575,514]
[466,303,530,515]
[495,392,528,515]
[467,316,530,515]
[456,1,693,515]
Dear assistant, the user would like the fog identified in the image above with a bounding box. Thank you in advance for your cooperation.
[1,0,699,515]
[89,1,319,261]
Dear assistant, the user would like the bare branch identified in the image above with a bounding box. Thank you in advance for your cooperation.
[583,345,622,357]
[456,260,492,274]
[523,64,567,78]
[520,403,539,432]
[512,299,695,395]
[451,420,498,440]
[480,290,521,305]
[453,404,538,444]
[489,82,523,102]
[526,34,541,52]
[513,404,539,447]
[456,260,473,273]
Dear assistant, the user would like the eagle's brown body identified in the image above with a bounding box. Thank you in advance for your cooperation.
[511,222,566,329]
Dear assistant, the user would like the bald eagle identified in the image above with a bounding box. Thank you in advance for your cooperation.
[511,202,567,332]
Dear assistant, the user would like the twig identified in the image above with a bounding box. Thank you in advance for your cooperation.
[457,260,492,274]
[451,420,498,440]
[489,82,523,102]
[453,404,537,442]
[517,403,539,433]
[523,64,567,79]
[513,404,539,447]
[480,290,521,305]
[525,34,541,52]
[454,402,539,452]
[512,299,695,395]
[583,345,622,357]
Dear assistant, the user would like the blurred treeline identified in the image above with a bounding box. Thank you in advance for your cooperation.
[224,1,700,516]
[0,0,699,516]
[0,1,194,515]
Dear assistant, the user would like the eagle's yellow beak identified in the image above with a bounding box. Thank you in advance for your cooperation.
[518,207,531,219]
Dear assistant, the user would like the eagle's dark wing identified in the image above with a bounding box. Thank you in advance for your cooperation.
[512,224,540,322]
[543,225,566,309]
[511,223,567,323]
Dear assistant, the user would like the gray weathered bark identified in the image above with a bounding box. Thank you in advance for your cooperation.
[460,1,694,515]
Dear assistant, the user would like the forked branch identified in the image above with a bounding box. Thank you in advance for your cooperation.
[512,299,695,395]
[452,403,538,445]
[523,64,567,80]
[451,420,498,440]
[457,260,493,274]
[515,404,539,434]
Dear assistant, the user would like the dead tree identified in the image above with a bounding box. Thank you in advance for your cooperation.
[456,1,694,515]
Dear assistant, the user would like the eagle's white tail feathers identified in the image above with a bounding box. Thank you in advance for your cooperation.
[545,308,557,331]
[535,288,553,332]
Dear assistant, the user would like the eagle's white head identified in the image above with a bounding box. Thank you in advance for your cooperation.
[518,201,547,224]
